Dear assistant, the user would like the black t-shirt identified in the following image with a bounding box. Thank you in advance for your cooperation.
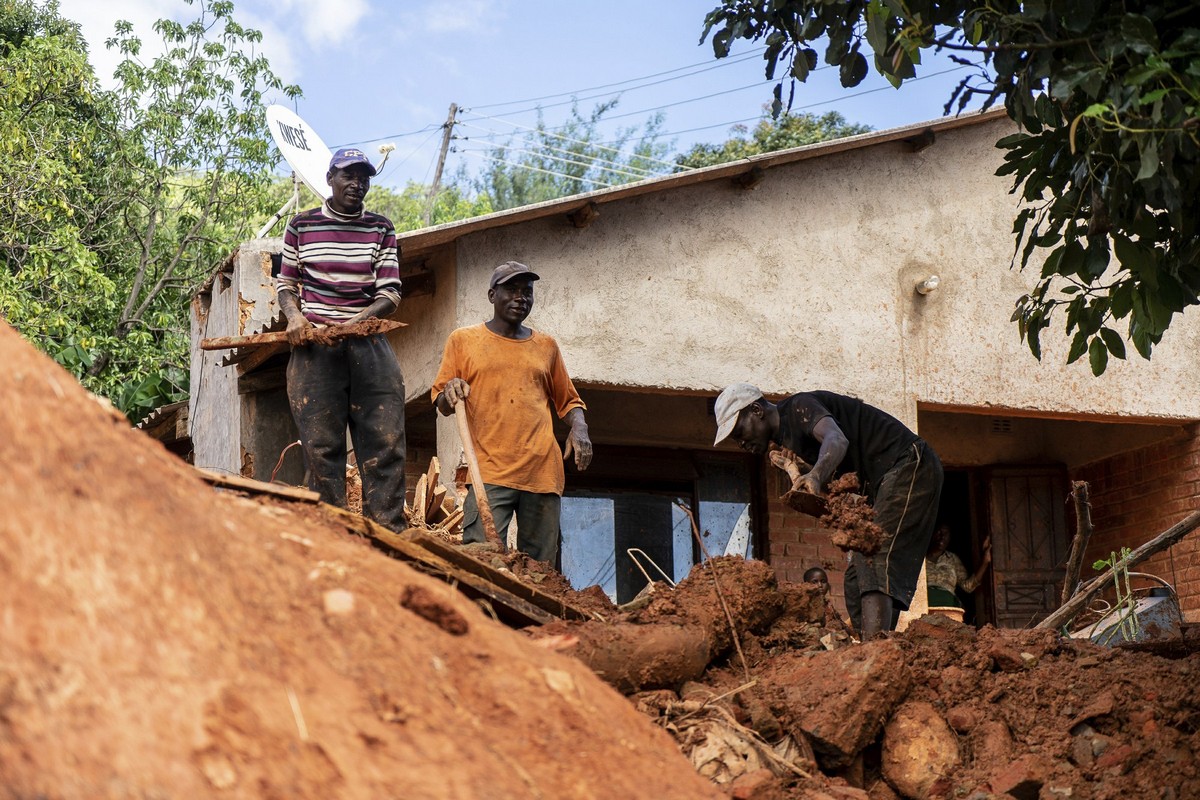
[773,391,919,502]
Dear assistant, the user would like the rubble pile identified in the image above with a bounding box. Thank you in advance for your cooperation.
[526,557,1200,799]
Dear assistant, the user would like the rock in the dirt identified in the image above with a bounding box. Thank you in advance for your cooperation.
[881,701,960,799]
[944,703,981,734]
[971,719,1013,765]
[764,639,911,768]
[987,754,1049,800]
[729,768,786,800]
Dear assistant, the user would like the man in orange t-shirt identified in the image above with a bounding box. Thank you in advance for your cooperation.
[431,261,592,563]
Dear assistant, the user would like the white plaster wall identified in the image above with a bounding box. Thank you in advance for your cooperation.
[450,118,1200,428]
[390,247,460,404]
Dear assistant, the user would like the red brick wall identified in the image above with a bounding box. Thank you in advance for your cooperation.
[1071,424,1200,622]
[763,467,851,616]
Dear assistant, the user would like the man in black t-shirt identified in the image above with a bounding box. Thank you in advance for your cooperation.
[713,382,943,640]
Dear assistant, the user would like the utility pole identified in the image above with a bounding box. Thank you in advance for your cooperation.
[424,103,458,227]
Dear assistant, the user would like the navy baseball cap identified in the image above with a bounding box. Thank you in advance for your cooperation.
[329,147,377,176]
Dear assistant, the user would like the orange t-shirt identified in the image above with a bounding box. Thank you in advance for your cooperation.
[431,324,586,495]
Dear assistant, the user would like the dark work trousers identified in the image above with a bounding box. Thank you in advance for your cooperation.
[462,484,561,564]
[286,333,407,531]
[845,440,943,634]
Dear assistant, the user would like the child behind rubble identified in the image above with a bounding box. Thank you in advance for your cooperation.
[804,567,853,635]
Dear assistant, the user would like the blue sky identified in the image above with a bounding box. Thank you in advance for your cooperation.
[53,0,984,191]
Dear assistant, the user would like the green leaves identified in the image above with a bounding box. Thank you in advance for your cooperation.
[702,1,1200,377]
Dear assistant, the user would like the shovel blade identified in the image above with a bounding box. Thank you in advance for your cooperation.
[782,488,828,518]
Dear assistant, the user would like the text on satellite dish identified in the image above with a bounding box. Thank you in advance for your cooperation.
[276,122,311,151]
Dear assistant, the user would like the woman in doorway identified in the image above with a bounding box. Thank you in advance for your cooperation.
[926,523,992,608]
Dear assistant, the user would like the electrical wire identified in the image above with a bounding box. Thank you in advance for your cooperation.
[455,122,662,176]
[599,62,980,145]
[460,111,680,170]
[468,47,767,111]
[464,50,774,117]
[458,149,616,187]
[481,144,662,180]
[336,122,443,148]
[374,126,446,184]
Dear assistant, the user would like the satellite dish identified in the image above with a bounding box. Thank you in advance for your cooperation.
[266,104,332,200]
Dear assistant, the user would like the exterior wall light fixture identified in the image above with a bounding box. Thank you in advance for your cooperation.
[916,275,940,295]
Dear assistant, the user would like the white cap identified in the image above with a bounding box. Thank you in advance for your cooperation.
[713,382,764,446]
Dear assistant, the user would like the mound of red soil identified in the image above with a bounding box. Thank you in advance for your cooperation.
[0,322,719,799]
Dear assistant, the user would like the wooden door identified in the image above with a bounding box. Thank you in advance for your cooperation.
[988,467,1069,628]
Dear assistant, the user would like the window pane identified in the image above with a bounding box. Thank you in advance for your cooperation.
[698,459,754,559]
[560,496,616,598]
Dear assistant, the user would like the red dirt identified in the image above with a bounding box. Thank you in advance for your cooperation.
[0,321,720,800]
[820,474,888,555]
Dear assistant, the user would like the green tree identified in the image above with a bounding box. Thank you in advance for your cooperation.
[475,100,672,211]
[701,1,1200,374]
[0,0,298,422]
[676,110,871,168]
[365,179,493,233]
[101,0,299,415]
[0,0,131,399]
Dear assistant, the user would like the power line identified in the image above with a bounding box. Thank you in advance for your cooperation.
[482,144,661,181]
[374,126,446,183]
[455,121,662,176]
[336,48,768,152]
[336,123,443,148]
[600,62,980,146]
[468,47,767,111]
[464,50,773,118]
[458,149,616,188]
[461,111,680,170]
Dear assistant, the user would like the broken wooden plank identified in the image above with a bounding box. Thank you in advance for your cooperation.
[412,474,427,526]
[201,318,407,351]
[196,468,320,503]
[353,518,554,628]
[1037,509,1200,631]
[401,529,591,621]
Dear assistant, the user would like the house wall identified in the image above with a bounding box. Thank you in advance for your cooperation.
[1072,426,1200,622]
[440,118,1200,434]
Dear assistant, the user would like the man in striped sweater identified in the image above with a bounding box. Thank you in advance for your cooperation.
[275,147,407,531]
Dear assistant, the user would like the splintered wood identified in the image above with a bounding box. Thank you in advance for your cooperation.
[405,457,463,537]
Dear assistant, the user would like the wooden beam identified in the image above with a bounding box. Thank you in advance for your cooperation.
[236,342,289,376]
[201,318,406,351]
[732,166,765,190]
[902,128,936,153]
[351,517,555,628]
[237,364,288,395]
[196,467,320,503]
[401,529,592,621]
[567,202,600,229]
[1037,509,1200,631]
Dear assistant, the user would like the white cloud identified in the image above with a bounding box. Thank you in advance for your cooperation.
[401,0,506,35]
[270,0,370,49]
[48,0,193,88]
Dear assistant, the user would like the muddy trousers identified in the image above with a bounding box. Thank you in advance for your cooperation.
[462,484,561,564]
[844,440,943,635]
[287,334,407,531]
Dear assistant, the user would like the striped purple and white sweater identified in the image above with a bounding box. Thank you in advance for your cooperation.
[275,202,402,325]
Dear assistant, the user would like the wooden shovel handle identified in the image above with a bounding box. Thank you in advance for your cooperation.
[454,399,502,547]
